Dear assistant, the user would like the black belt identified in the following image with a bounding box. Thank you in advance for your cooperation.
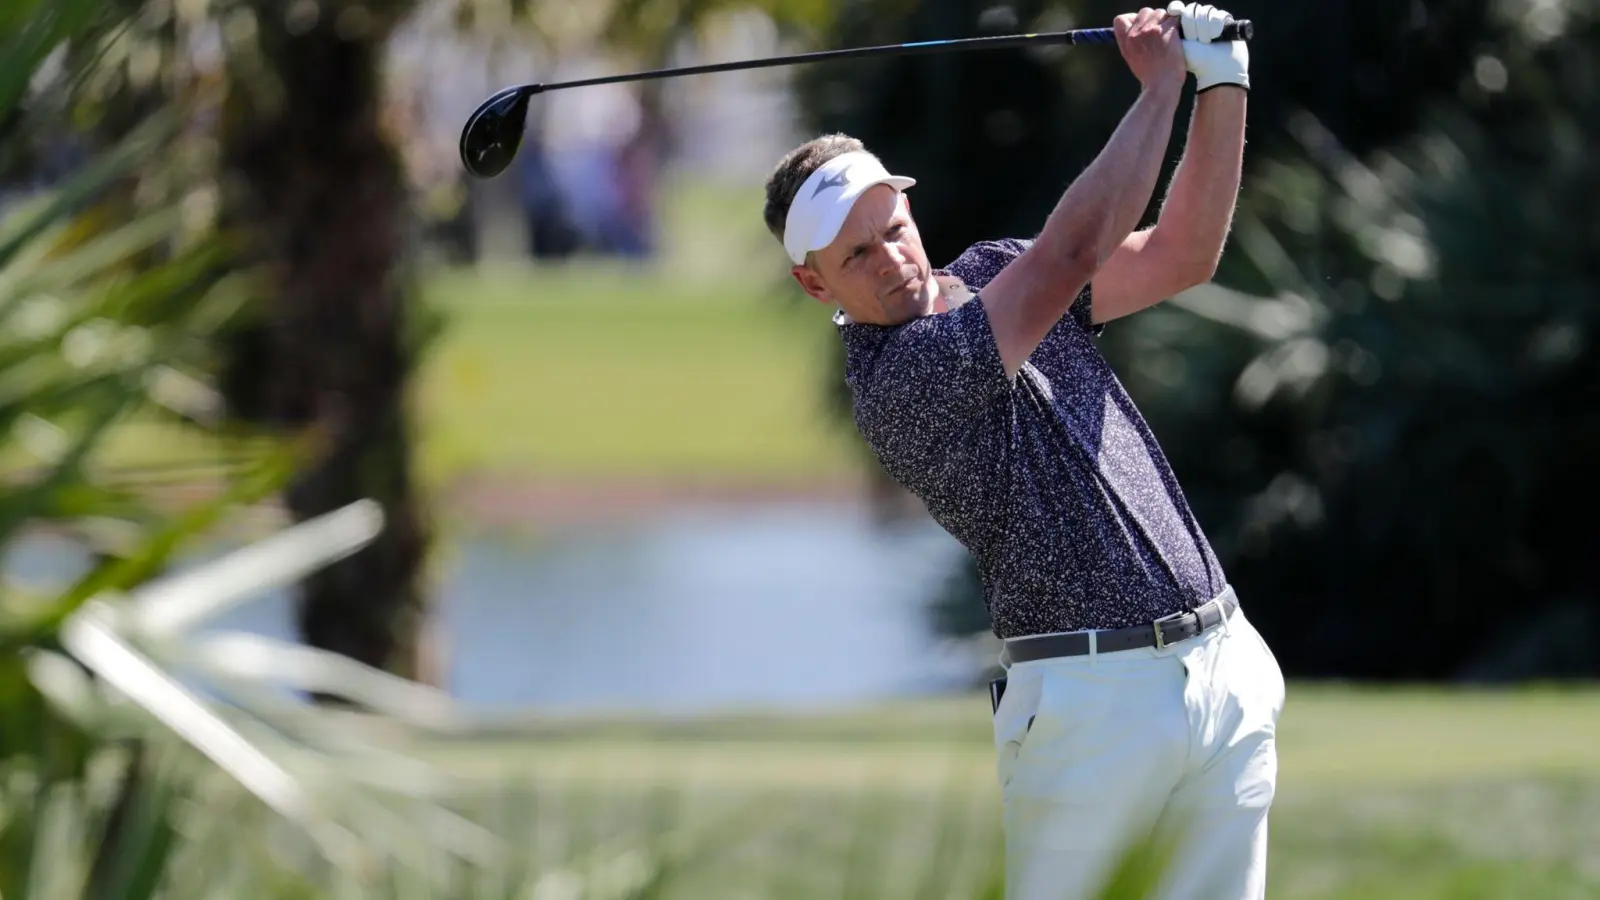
[1003,589,1238,663]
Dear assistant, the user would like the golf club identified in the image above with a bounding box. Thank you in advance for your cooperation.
[458,18,1253,179]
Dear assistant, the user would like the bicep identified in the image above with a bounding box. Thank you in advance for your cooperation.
[978,248,1097,377]
[1090,228,1208,324]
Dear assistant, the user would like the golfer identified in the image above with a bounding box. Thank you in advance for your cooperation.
[762,4,1279,898]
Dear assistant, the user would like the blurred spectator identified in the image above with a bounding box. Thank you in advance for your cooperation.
[517,134,582,259]
[607,114,661,259]
[542,55,659,261]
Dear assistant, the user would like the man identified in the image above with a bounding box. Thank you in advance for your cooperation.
[761,4,1283,899]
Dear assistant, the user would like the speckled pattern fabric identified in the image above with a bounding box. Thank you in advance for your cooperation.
[838,238,1228,638]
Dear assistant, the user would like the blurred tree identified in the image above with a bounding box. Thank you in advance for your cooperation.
[598,0,836,208]
[597,2,835,93]
[216,0,438,687]
[1136,6,1600,680]
[450,0,834,72]
[444,0,832,259]
[1063,0,1500,159]
[793,0,1505,261]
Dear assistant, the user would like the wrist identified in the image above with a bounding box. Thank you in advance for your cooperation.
[1139,78,1184,107]
[1195,81,1250,98]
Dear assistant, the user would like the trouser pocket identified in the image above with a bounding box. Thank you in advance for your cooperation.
[993,669,1047,791]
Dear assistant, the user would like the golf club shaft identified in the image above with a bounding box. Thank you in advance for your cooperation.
[516,22,1251,96]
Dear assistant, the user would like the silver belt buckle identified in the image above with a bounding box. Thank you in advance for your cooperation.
[1152,610,1190,649]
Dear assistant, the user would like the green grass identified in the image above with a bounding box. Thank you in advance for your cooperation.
[415,175,858,485]
[414,261,855,485]
[319,685,1600,899]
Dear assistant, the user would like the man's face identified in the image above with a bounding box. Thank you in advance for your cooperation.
[791,186,938,326]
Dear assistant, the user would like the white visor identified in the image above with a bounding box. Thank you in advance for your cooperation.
[783,151,916,266]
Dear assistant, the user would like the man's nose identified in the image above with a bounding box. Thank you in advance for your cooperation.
[876,242,907,273]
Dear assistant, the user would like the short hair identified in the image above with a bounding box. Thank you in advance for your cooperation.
[762,133,869,249]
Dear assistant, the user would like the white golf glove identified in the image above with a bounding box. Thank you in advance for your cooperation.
[1167,2,1250,93]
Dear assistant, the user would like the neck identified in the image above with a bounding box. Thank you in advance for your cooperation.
[926,276,949,313]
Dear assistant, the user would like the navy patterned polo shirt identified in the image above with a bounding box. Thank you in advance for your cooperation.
[838,238,1228,639]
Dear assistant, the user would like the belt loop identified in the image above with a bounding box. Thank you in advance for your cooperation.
[1087,629,1098,667]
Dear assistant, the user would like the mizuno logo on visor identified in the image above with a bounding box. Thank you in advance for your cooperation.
[812,172,849,198]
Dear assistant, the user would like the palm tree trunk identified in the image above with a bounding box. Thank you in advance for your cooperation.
[218,2,433,684]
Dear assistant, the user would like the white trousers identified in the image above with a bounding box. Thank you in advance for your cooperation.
[993,595,1286,900]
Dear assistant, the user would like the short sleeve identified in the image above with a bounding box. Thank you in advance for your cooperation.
[846,299,1013,547]
[943,237,1103,338]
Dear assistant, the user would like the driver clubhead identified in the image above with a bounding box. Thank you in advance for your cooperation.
[459,85,536,179]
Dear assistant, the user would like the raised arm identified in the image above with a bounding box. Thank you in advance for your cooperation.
[1091,3,1250,322]
[978,8,1187,378]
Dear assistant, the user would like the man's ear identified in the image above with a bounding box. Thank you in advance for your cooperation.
[791,263,833,305]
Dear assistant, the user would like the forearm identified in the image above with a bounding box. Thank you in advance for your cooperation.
[981,84,1181,377]
[1033,84,1182,274]
[978,9,1188,377]
[1150,86,1247,275]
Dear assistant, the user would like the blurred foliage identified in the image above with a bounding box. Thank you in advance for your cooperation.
[5,0,446,687]
[797,0,1598,678]
[0,0,296,754]
[446,0,834,53]
[0,0,302,893]
[599,0,835,60]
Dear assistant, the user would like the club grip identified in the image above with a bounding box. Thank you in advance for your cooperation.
[1219,19,1252,41]
[1073,17,1251,44]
